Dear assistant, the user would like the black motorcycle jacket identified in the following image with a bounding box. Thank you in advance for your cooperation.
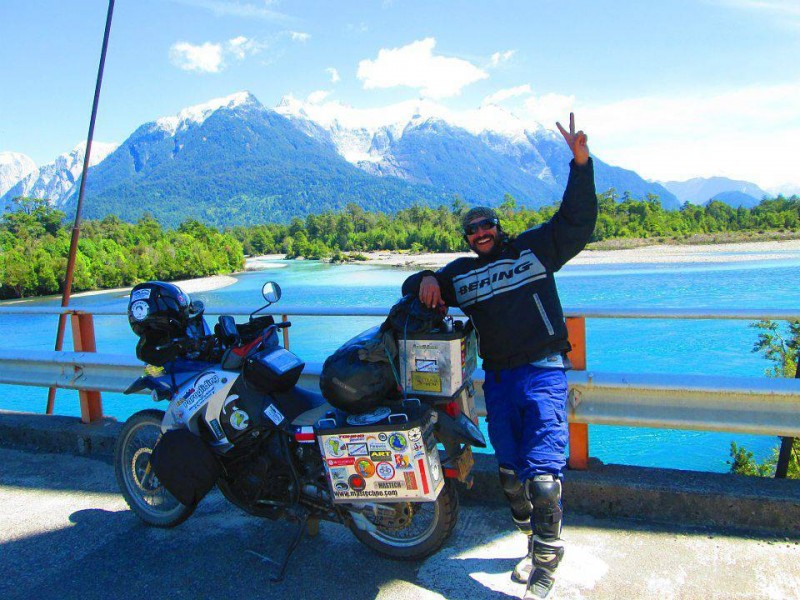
[402,159,597,371]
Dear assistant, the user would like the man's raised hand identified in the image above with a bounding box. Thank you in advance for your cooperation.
[556,113,589,166]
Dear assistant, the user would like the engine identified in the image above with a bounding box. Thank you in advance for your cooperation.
[217,431,295,519]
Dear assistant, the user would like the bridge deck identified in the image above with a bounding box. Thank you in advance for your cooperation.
[1,447,798,600]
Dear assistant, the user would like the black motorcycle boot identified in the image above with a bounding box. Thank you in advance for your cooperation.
[512,533,533,583]
[523,537,564,600]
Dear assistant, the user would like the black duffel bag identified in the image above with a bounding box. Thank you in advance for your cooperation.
[149,428,221,507]
[319,325,400,414]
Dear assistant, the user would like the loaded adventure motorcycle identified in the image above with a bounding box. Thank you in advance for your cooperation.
[115,280,485,577]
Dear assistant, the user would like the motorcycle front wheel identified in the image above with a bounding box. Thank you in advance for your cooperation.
[114,409,195,527]
[348,480,458,560]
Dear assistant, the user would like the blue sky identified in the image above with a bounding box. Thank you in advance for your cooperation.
[2,0,799,191]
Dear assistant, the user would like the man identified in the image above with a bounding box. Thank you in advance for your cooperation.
[402,114,596,600]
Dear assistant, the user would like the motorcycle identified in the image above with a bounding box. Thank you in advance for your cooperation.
[114,281,485,577]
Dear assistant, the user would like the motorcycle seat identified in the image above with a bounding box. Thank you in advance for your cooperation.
[291,398,334,427]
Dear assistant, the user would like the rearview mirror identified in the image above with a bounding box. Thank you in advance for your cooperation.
[262,281,282,304]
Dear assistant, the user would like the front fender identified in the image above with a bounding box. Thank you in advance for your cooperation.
[124,376,173,400]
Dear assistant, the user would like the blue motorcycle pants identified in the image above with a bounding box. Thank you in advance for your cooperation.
[483,364,569,482]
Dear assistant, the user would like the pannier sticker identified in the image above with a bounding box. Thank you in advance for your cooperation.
[264,403,284,426]
[394,454,411,470]
[408,428,422,442]
[376,461,395,480]
[404,472,418,490]
[346,442,368,457]
[412,441,424,452]
[130,288,151,301]
[334,481,349,492]
[327,457,355,467]
[230,409,250,431]
[330,467,348,481]
[415,358,438,373]
[388,433,407,451]
[411,371,442,392]
[354,458,375,478]
[430,457,441,482]
[325,437,347,457]
[130,301,149,321]
[378,433,388,442]
[370,450,392,462]
[348,474,366,491]
[368,441,389,452]
[376,480,402,489]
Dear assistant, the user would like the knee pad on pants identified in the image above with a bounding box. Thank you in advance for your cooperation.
[526,474,562,539]
[499,466,532,532]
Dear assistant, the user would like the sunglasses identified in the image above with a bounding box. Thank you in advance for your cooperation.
[464,218,498,235]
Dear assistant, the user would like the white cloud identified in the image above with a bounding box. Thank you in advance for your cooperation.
[579,82,800,187]
[169,42,224,73]
[483,84,532,105]
[326,67,341,83]
[357,38,488,99]
[290,31,310,42]
[523,93,576,126]
[170,36,265,73]
[490,50,515,67]
[306,90,331,104]
[227,36,264,59]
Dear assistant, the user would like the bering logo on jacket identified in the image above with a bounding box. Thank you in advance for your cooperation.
[453,249,547,308]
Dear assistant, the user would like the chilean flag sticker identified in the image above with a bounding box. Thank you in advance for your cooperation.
[295,426,315,443]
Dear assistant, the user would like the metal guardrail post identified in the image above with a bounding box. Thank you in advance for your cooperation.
[71,312,103,423]
[282,314,290,350]
[567,317,589,470]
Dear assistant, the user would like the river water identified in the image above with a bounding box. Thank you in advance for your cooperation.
[3,254,800,473]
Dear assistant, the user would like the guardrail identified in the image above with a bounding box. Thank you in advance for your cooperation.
[1,304,798,473]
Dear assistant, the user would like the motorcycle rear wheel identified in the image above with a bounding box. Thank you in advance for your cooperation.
[348,480,458,560]
[114,409,195,527]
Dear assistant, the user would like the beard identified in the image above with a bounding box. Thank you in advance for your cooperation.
[469,231,502,258]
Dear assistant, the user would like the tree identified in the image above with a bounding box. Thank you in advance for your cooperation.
[728,320,800,478]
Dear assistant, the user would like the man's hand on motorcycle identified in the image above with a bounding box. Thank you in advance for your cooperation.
[420,275,445,310]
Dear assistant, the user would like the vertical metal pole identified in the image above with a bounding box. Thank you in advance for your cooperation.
[46,0,116,415]
[566,317,589,470]
[71,313,103,423]
[282,314,290,350]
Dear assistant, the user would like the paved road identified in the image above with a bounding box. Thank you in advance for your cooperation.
[1,447,798,600]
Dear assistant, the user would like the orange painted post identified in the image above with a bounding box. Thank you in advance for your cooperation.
[566,317,589,470]
[71,312,103,423]
[282,314,290,350]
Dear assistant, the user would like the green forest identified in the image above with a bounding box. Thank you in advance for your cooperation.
[231,191,800,260]
[3,191,800,299]
[0,198,243,300]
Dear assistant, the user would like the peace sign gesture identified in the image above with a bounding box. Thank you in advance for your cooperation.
[556,113,589,166]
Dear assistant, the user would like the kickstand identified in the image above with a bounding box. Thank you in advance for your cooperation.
[247,511,308,583]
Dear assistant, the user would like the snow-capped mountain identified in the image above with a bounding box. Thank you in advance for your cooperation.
[4,90,687,225]
[1,142,117,208]
[660,177,769,208]
[0,152,37,197]
[276,96,679,209]
[61,91,448,227]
